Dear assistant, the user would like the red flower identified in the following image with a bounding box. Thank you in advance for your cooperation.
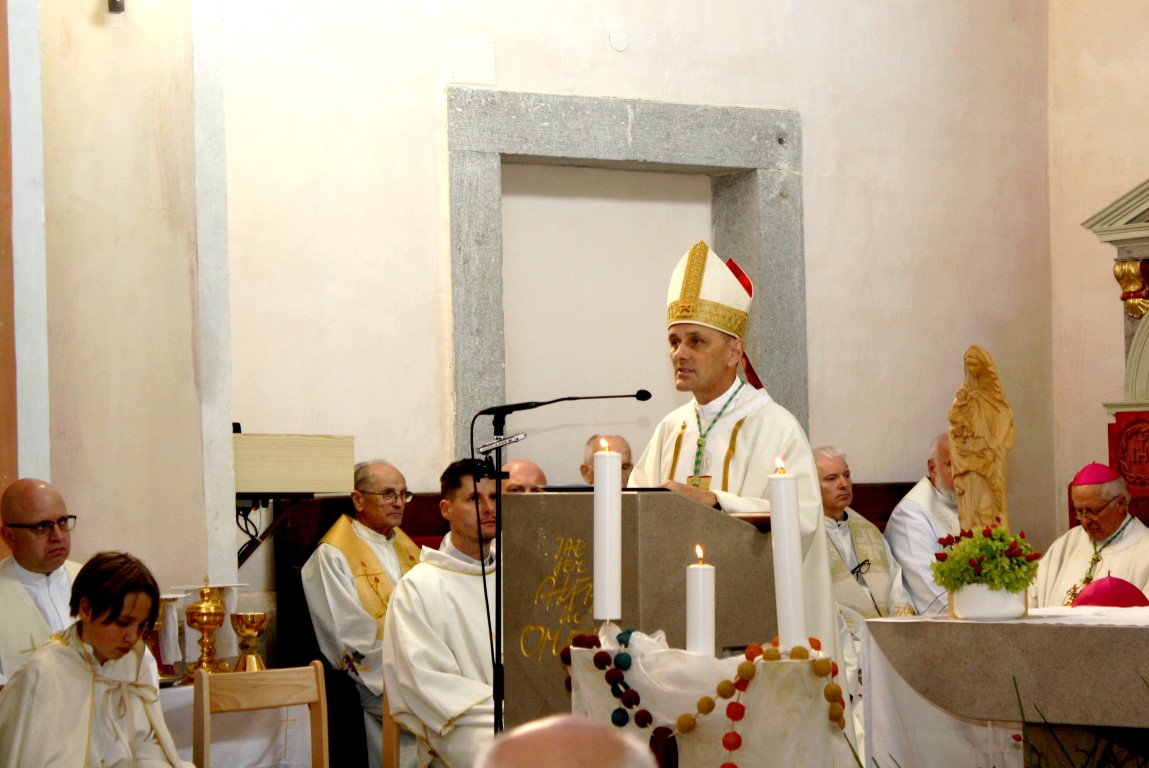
[934,552,948,562]
[983,526,993,538]
[1025,552,1041,562]
[1019,531,1026,539]
[1012,733,1022,742]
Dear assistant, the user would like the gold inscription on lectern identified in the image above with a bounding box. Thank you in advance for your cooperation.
[519,536,595,661]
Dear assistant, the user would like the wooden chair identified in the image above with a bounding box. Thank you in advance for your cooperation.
[193,660,329,768]
[382,689,401,768]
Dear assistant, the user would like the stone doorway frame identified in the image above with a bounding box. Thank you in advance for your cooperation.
[446,87,807,454]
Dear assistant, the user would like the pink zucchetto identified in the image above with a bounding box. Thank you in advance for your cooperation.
[1071,462,1121,487]
[1071,574,1149,608]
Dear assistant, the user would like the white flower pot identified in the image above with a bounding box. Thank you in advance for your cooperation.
[951,583,1027,621]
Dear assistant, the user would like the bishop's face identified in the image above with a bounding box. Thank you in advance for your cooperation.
[667,323,742,405]
[1071,484,1128,542]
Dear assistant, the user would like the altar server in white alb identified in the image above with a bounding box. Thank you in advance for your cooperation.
[883,433,960,614]
[0,551,191,767]
[0,477,83,685]
[302,460,422,767]
[629,240,846,702]
[1032,462,1149,607]
[382,459,499,768]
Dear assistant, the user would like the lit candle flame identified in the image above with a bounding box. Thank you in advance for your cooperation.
[599,438,611,453]
[695,544,704,563]
[774,457,787,474]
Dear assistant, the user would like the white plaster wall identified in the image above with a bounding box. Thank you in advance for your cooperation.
[39,0,209,588]
[1049,1,1149,537]
[501,165,710,484]
[799,2,1054,548]
[223,1,1053,546]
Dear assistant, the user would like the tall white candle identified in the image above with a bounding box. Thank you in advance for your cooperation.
[686,545,715,655]
[768,458,808,649]
[593,441,622,620]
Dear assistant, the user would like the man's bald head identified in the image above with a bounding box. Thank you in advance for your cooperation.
[1,478,73,573]
[502,460,548,494]
[477,714,655,768]
[581,434,634,487]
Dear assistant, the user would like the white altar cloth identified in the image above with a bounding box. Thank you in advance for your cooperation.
[160,683,313,768]
[863,607,1149,768]
[571,626,856,768]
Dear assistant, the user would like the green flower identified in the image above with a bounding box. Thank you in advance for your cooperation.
[930,523,1041,593]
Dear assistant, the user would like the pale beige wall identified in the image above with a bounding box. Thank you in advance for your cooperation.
[223,2,1054,543]
[1049,1,1149,537]
[31,1,1068,577]
[40,1,208,588]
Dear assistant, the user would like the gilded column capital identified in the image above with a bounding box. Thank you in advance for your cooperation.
[1113,259,1149,319]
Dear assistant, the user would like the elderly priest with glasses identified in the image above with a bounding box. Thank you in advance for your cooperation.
[302,459,423,767]
[1031,462,1149,607]
[0,478,82,685]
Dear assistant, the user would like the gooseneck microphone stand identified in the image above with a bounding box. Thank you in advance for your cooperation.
[471,389,651,733]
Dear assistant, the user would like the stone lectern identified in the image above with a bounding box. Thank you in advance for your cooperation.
[501,490,777,728]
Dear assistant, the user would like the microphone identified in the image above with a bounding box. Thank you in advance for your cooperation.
[478,389,652,417]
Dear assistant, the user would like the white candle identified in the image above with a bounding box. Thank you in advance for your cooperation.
[686,545,715,655]
[769,458,807,649]
[593,440,622,620]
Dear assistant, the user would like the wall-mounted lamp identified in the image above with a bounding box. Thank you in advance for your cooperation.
[109,0,124,13]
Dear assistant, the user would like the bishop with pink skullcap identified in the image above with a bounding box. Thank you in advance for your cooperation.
[1071,462,1121,487]
[1031,460,1149,607]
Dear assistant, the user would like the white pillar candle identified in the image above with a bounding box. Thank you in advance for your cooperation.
[686,545,715,655]
[769,458,808,649]
[593,442,622,620]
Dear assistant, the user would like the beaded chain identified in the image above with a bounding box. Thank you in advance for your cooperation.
[560,628,845,768]
[691,381,745,482]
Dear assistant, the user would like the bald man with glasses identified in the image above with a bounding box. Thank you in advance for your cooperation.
[301,459,422,767]
[0,478,83,685]
[1031,462,1149,607]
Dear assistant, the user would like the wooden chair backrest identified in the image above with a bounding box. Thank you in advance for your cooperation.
[193,660,329,768]
[383,689,401,768]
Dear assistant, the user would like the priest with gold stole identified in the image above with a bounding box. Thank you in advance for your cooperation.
[629,240,851,737]
[301,460,422,767]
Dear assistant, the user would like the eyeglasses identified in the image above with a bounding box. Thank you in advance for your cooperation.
[1074,495,1122,520]
[850,559,871,581]
[358,489,413,504]
[5,515,77,537]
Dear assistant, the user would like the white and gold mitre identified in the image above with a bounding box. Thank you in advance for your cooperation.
[666,240,753,338]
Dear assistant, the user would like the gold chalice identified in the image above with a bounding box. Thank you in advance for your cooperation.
[182,582,232,682]
[231,612,269,672]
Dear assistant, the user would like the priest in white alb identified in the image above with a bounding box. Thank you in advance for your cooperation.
[1031,462,1149,607]
[301,460,422,767]
[628,240,850,735]
[0,478,83,685]
[382,459,499,768]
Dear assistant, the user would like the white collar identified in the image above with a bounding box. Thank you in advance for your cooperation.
[695,378,745,421]
[351,517,396,544]
[10,557,68,587]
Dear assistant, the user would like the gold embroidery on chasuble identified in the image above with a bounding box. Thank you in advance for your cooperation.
[320,515,421,639]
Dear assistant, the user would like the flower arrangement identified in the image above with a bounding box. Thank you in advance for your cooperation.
[930,520,1041,594]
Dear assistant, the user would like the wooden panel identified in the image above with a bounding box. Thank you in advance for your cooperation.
[233,434,353,493]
